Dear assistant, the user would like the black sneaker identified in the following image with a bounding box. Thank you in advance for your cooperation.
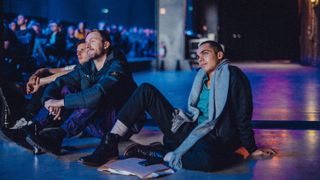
[2,121,45,154]
[9,117,29,130]
[123,142,166,163]
[78,133,119,167]
[1,128,32,148]
[6,118,39,138]
[22,121,42,136]
[26,127,66,155]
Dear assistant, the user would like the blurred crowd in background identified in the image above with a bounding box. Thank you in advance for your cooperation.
[3,14,156,81]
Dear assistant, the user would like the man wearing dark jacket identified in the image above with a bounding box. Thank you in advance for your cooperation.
[44,20,66,62]
[26,30,138,155]
[79,41,276,171]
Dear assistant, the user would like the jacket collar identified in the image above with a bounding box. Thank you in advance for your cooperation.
[82,47,116,74]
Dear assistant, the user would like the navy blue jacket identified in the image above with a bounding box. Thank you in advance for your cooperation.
[41,48,137,110]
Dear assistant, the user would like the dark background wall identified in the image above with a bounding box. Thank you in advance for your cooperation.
[217,0,300,61]
[3,0,155,28]
[300,0,320,67]
[191,0,219,35]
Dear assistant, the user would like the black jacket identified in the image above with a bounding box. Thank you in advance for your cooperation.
[212,65,257,153]
[42,48,137,111]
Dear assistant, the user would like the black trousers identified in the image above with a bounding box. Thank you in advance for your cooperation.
[25,87,46,120]
[117,83,242,171]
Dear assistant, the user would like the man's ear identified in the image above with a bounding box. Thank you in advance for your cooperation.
[104,41,111,50]
[217,51,224,60]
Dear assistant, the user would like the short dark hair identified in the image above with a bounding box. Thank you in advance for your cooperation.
[48,19,62,27]
[87,29,111,44]
[199,40,224,54]
[76,39,85,47]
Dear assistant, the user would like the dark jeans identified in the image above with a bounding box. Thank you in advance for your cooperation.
[117,83,242,171]
[33,86,115,138]
[25,87,46,121]
[60,107,115,138]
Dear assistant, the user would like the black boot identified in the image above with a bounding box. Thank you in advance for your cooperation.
[26,127,66,155]
[79,133,120,166]
[23,121,42,136]
[123,142,166,163]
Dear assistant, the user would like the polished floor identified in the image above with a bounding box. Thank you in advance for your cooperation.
[134,63,320,121]
[1,62,320,179]
[1,128,319,179]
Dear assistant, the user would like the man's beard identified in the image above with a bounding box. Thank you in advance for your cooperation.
[88,49,103,59]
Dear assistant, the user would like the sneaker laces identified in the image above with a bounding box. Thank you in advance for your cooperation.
[124,143,165,160]
[137,148,164,159]
[9,118,33,129]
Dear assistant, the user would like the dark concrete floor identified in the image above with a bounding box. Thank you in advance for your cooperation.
[1,63,320,179]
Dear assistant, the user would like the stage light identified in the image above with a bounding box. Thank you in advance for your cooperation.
[311,0,319,7]
[101,8,109,14]
[160,8,166,15]
[185,30,193,36]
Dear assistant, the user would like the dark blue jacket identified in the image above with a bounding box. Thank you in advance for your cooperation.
[41,48,137,110]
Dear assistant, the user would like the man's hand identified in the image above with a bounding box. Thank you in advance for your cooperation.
[26,76,40,94]
[44,99,64,120]
[33,68,49,78]
[44,99,64,109]
[26,68,49,93]
[251,148,277,160]
[48,107,62,120]
[164,152,174,162]
[163,151,183,169]
[28,69,44,85]
[28,74,39,84]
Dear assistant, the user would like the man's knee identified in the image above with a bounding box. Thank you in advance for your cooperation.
[139,83,155,91]
[137,83,158,95]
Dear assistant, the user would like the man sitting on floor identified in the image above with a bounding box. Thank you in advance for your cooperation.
[79,41,276,171]
[10,40,88,130]
[1,40,89,151]
[25,30,141,155]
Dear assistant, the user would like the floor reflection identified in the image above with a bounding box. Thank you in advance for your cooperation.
[134,63,320,121]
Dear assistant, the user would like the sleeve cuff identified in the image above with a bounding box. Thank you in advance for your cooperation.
[235,147,250,159]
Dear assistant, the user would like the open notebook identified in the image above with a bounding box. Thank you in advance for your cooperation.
[98,158,175,179]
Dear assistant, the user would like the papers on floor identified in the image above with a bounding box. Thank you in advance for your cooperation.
[98,158,175,179]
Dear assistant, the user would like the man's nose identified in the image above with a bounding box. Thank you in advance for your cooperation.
[198,56,204,62]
